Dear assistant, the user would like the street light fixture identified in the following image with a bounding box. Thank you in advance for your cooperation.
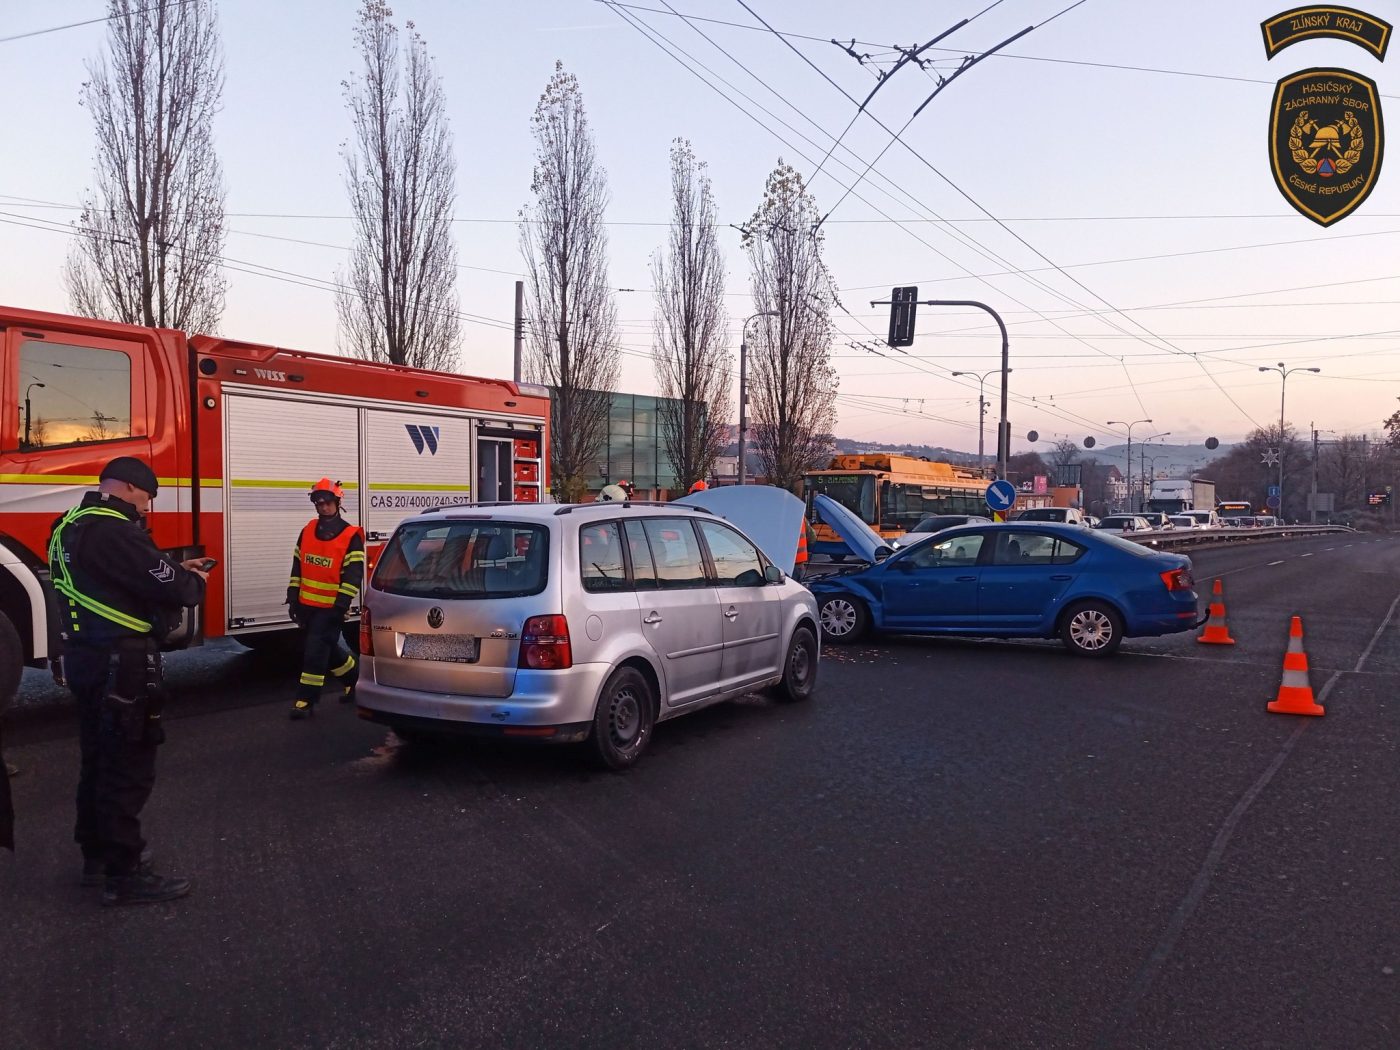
[1139,431,1171,511]
[737,310,780,485]
[952,368,1012,473]
[23,381,45,449]
[1258,362,1320,521]
[1106,418,1152,513]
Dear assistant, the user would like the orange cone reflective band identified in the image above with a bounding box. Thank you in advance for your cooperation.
[1267,616,1324,716]
[1197,577,1236,645]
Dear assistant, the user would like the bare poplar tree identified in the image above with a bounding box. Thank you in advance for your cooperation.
[337,1,460,370]
[65,0,227,333]
[520,62,619,502]
[651,140,731,491]
[742,161,838,490]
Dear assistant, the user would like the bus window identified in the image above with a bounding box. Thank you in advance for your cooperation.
[807,473,875,523]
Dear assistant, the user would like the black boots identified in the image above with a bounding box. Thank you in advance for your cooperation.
[101,869,192,906]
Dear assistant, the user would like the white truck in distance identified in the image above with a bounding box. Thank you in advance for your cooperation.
[1148,477,1217,519]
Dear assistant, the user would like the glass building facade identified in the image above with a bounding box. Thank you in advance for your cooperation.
[585,392,685,495]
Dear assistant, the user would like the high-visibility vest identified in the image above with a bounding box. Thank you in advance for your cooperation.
[795,523,810,565]
[293,521,364,608]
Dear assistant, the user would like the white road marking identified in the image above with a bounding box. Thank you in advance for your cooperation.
[1268,560,1284,566]
[1301,553,1314,558]
[1108,588,1400,1035]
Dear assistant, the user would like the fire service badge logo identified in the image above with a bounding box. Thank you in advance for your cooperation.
[1269,68,1384,226]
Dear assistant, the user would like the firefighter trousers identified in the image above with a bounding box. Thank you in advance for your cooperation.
[296,607,358,703]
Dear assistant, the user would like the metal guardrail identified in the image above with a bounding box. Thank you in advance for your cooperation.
[1125,524,1356,551]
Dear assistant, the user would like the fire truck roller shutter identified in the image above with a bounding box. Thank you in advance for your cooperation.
[362,408,476,538]
[224,394,360,630]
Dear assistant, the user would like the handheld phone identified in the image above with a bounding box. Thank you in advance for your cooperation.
[197,558,218,571]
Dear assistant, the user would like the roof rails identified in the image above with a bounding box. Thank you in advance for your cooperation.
[422,501,537,515]
[553,500,712,516]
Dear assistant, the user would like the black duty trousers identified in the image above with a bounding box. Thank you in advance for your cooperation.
[68,644,160,876]
[295,607,358,703]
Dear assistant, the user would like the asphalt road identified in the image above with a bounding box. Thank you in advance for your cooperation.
[2,533,1398,1049]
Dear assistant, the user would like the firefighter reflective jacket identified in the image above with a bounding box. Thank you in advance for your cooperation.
[47,493,206,645]
[288,516,366,613]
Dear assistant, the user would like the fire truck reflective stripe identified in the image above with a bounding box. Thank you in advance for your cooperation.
[365,482,473,492]
[229,479,360,489]
[0,481,226,516]
[0,474,222,487]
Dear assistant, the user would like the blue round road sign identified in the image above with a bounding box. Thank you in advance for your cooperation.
[1266,495,1281,509]
[986,479,1018,512]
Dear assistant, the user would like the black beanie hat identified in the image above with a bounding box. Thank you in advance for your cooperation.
[99,456,158,497]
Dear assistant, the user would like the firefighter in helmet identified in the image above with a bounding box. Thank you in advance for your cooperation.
[688,479,708,494]
[286,478,365,719]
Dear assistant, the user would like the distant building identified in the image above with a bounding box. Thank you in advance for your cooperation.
[583,391,685,499]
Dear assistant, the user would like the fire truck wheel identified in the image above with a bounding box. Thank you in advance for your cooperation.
[0,612,21,713]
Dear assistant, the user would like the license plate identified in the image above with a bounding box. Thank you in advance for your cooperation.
[402,633,478,663]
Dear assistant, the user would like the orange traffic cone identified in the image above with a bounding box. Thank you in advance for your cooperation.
[1267,616,1324,716]
[1197,578,1236,645]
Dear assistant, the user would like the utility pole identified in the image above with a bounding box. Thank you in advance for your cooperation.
[1108,419,1152,513]
[512,280,524,384]
[1311,422,1318,524]
[951,368,1009,474]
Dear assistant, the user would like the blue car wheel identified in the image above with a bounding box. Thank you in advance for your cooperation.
[1059,600,1123,658]
[818,595,869,643]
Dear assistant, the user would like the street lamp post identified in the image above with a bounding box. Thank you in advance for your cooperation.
[1258,362,1320,522]
[737,310,780,486]
[1107,418,1152,513]
[952,368,1012,474]
[23,381,45,448]
[1139,432,1171,512]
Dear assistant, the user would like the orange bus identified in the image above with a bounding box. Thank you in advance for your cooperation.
[803,454,990,557]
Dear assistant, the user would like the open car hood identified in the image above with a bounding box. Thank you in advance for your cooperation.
[813,494,895,564]
[674,485,806,574]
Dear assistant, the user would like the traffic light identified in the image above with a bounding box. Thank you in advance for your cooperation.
[887,286,918,347]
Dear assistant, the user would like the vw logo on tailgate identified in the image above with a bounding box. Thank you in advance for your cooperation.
[427,607,444,630]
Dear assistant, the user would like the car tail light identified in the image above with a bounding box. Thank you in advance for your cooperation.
[1159,567,1192,591]
[519,614,572,670]
[359,607,374,656]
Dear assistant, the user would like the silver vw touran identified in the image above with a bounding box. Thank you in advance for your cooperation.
[356,500,820,769]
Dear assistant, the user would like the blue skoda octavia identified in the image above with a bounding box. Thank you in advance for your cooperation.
[807,505,1199,657]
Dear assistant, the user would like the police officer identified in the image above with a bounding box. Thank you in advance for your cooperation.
[48,457,208,905]
[286,478,365,720]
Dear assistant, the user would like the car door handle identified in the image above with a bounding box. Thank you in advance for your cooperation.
[643,613,663,625]
[956,575,978,582]
[724,606,739,620]
[1050,574,1072,580]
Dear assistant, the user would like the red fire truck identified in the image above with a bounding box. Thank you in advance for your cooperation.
[0,304,549,696]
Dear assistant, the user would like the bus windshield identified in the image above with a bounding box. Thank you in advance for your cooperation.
[807,473,875,522]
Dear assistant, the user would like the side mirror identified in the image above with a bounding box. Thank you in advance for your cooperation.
[764,564,783,584]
